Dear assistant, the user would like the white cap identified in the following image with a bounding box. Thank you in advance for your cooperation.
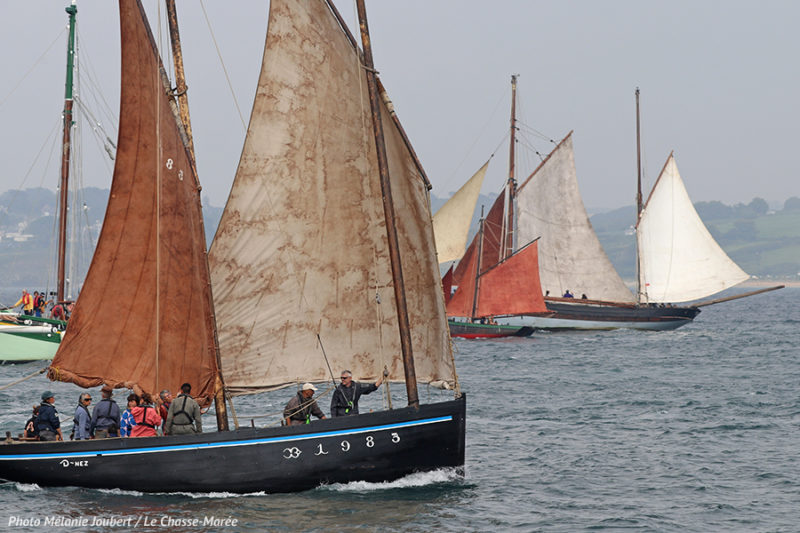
[301,383,318,391]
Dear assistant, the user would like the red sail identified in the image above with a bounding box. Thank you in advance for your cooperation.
[446,243,478,318]
[452,191,507,287]
[442,264,454,304]
[474,240,547,317]
[48,0,220,403]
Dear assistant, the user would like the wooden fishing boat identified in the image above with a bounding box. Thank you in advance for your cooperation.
[0,2,77,361]
[441,77,548,338]
[451,81,780,331]
[0,0,465,493]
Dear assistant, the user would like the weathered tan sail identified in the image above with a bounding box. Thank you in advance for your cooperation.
[48,0,220,403]
[433,161,489,263]
[209,0,453,394]
[637,154,749,303]
[515,133,636,302]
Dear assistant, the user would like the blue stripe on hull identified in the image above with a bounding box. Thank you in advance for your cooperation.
[0,415,453,461]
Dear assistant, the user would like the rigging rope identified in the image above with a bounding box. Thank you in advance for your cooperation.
[0,29,66,110]
[0,367,48,391]
[198,0,247,131]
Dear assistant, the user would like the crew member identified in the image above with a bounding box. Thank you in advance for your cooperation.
[284,383,326,426]
[165,383,202,435]
[36,391,62,441]
[90,385,120,438]
[330,369,387,417]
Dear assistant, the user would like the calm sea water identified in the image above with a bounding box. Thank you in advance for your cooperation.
[1,287,798,532]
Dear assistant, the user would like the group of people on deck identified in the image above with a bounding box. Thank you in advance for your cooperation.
[25,383,202,441]
[283,369,387,426]
[10,289,72,320]
[24,370,386,440]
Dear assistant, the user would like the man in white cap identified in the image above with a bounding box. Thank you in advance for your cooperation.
[283,383,326,426]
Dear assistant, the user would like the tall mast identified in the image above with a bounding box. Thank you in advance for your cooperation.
[635,87,643,218]
[501,75,518,260]
[56,1,78,303]
[355,0,419,409]
[165,0,195,163]
[470,208,485,321]
[164,0,228,430]
[634,87,645,303]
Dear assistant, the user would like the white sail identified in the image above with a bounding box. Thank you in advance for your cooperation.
[208,0,453,394]
[636,154,749,303]
[515,133,636,302]
[433,161,489,263]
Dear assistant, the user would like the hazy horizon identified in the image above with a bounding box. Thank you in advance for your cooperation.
[2,1,798,210]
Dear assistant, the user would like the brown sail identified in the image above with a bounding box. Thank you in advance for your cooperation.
[48,0,220,403]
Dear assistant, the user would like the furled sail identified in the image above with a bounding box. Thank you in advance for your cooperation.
[48,0,220,403]
[433,161,489,263]
[515,133,636,302]
[636,154,749,303]
[208,0,452,394]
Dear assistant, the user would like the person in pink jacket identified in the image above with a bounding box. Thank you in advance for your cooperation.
[130,393,161,437]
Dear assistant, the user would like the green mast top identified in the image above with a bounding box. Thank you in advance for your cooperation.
[64,1,77,101]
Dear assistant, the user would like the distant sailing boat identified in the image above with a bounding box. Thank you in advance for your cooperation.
[437,76,544,338]
[508,88,782,330]
[0,2,80,361]
[0,0,464,493]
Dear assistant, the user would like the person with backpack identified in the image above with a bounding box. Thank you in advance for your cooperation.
[90,385,120,438]
[165,383,202,435]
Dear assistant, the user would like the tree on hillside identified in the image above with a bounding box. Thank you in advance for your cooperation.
[748,197,769,215]
[784,197,800,211]
[695,201,733,220]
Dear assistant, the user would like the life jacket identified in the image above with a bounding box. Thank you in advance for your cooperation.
[135,406,156,428]
[171,395,195,425]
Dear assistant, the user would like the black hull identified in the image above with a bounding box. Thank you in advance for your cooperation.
[448,320,533,339]
[540,299,700,330]
[0,396,466,494]
[496,299,701,331]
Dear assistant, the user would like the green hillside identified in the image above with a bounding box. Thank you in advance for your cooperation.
[591,198,800,280]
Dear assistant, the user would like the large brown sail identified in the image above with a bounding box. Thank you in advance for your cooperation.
[209,0,452,393]
[48,0,220,403]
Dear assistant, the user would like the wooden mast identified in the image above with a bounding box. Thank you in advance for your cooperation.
[635,87,643,217]
[634,87,645,302]
[56,1,78,304]
[164,0,228,430]
[502,74,518,260]
[355,0,419,409]
[470,207,485,321]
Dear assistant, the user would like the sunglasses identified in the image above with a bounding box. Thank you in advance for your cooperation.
[84,398,92,402]
[341,376,351,380]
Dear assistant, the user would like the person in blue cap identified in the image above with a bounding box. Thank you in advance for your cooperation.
[36,391,63,441]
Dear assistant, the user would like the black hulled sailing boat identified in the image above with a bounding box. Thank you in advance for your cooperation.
[0,0,465,493]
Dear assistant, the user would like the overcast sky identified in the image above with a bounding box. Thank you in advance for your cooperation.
[1,0,798,211]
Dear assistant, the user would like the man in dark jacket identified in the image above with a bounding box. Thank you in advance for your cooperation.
[283,383,326,426]
[330,369,386,417]
[36,391,63,441]
[90,385,120,438]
